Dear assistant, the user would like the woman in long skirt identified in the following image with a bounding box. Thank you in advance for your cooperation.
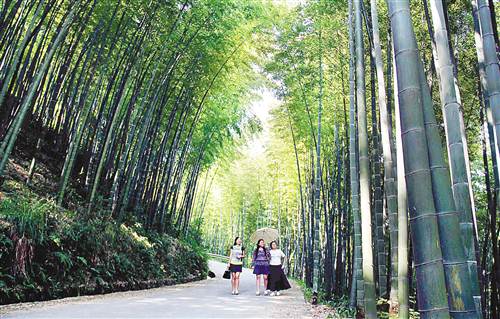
[267,241,291,296]
[251,239,270,296]
[227,236,245,295]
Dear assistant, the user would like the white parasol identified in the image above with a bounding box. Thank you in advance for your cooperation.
[249,227,279,245]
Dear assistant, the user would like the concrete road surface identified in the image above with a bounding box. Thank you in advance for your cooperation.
[0,260,313,318]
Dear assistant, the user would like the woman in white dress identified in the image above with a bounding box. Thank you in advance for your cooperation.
[267,241,291,296]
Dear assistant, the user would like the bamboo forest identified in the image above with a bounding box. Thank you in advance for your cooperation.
[0,0,499,318]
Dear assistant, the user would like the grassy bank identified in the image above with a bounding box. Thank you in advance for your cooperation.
[0,179,208,305]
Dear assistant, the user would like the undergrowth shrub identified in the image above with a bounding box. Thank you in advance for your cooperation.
[296,280,357,318]
[295,280,419,318]
[0,195,208,304]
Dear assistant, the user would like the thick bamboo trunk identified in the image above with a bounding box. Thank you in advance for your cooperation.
[312,25,323,298]
[347,0,363,309]
[475,0,500,179]
[355,0,376,316]
[428,1,481,315]
[370,0,396,303]
[393,45,409,319]
[386,0,450,317]
[418,57,477,318]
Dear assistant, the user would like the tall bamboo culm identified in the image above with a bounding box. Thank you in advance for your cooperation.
[428,1,482,315]
[386,0,450,317]
[418,57,477,317]
[312,23,324,298]
[355,0,376,316]
[475,0,500,178]
[347,0,364,310]
[393,42,409,319]
[370,0,398,306]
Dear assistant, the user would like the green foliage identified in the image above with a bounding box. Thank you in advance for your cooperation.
[296,279,357,318]
[297,279,420,319]
[326,297,357,318]
[0,195,207,304]
[1,0,498,316]
[183,217,207,256]
[0,196,52,244]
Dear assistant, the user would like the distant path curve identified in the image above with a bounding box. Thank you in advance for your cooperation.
[1,261,314,318]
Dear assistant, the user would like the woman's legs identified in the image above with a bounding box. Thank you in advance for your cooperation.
[263,274,268,292]
[234,272,241,292]
[255,275,261,294]
[231,272,236,292]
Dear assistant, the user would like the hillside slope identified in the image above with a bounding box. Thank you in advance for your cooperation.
[0,151,208,305]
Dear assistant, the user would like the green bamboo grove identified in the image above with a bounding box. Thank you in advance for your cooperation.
[200,0,498,318]
[0,0,269,236]
[1,0,499,318]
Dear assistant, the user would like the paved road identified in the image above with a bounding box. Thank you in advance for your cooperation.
[1,261,313,318]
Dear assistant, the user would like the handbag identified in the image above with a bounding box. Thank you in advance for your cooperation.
[223,269,231,279]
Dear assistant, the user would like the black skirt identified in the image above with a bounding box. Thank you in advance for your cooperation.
[267,265,291,291]
[229,264,243,273]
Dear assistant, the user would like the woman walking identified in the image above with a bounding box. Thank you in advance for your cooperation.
[228,236,245,295]
[267,241,291,296]
[251,239,271,296]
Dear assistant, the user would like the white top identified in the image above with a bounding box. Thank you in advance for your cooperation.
[269,249,285,265]
[229,245,244,265]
